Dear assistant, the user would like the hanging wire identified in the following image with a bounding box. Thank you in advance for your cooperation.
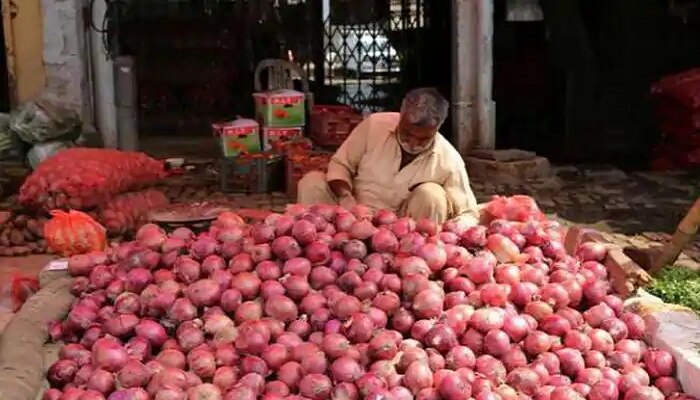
[87,0,126,60]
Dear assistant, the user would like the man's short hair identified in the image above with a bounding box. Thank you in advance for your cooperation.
[401,87,450,128]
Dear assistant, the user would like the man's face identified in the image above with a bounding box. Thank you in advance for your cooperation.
[397,116,438,154]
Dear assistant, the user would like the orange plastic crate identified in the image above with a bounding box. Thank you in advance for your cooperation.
[285,151,332,198]
[310,105,364,149]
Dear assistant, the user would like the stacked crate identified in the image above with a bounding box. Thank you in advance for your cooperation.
[214,118,284,194]
[253,89,310,197]
[309,105,364,150]
[254,89,306,151]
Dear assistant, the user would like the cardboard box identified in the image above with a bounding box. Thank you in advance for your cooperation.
[254,89,306,127]
[262,126,303,151]
[212,119,261,158]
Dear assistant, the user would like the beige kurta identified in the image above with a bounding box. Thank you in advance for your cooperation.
[298,112,479,224]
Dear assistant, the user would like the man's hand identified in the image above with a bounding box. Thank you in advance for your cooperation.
[329,179,357,210]
[338,193,358,210]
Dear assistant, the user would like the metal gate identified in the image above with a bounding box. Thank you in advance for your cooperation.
[320,0,426,112]
[105,0,428,135]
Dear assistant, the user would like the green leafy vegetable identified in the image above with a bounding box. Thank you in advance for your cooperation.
[646,266,700,313]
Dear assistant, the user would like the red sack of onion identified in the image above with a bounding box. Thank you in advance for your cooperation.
[96,189,170,235]
[19,148,166,211]
[43,199,691,400]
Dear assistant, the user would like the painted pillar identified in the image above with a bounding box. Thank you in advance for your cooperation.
[451,0,495,154]
[89,0,118,148]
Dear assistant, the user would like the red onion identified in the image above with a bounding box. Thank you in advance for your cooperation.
[655,376,682,396]
[564,331,592,353]
[540,315,572,337]
[524,331,552,356]
[446,346,476,369]
[624,386,664,400]
[589,379,619,400]
[484,329,510,356]
[116,359,151,388]
[404,361,433,395]
[583,304,615,328]
[577,242,607,262]
[47,359,78,388]
[620,312,646,340]
[124,321,161,350]
[588,329,614,354]
[439,372,471,400]
[644,348,675,378]
[525,301,554,321]
[344,239,369,259]
[556,308,584,329]
[476,355,507,383]
[91,337,127,372]
[506,367,541,396]
[556,348,585,377]
[298,374,332,399]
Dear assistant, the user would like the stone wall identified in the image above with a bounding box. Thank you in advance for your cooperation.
[41,0,91,123]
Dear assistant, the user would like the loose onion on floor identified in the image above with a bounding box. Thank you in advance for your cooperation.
[43,205,690,400]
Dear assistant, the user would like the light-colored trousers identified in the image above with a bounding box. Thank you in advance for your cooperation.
[297,171,453,224]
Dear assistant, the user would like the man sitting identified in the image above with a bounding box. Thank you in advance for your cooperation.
[298,87,479,226]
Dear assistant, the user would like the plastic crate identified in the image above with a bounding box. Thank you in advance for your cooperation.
[220,153,284,193]
[285,151,333,198]
[310,105,364,149]
[254,90,306,127]
[212,119,261,158]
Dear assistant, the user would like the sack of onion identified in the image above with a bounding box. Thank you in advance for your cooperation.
[39,202,696,400]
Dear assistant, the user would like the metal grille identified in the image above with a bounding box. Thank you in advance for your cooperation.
[319,0,426,112]
[111,0,426,135]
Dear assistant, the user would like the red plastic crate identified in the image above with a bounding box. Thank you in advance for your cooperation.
[285,151,332,198]
[310,105,364,149]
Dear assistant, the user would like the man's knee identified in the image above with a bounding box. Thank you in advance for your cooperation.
[297,171,335,204]
[297,171,328,193]
[411,182,447,205]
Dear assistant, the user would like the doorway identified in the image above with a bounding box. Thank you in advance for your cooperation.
[0,1,12,112]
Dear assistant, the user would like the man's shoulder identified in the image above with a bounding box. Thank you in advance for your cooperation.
[434,134,464,165]
[355,112,399,141]
[364,112,400,128]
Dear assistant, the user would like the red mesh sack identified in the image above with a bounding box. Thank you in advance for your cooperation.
[653,139,700,169]
[0,274,39,313]
[19,148,166,211]
[652,97,700,131]
[11,275,39,312]
[482,195,547,224]
[43,210,107,256]
[97,189,170,235]
[651,68,700,110]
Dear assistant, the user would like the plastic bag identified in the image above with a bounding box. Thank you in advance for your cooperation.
[625,289,700,399]
[43,210,107,256]
[0,113,23,160]
[9,93,82,144]
[26,140,73,170]
[0,274,39,313]
[482,195,547,224]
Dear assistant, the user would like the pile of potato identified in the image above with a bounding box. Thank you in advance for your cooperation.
[0,213,50,256]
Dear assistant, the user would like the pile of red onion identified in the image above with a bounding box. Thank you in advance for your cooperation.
[42,204,694,400]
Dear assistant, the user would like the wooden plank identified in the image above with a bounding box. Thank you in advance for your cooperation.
[4,0,46,105]
[1,0,17,106]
